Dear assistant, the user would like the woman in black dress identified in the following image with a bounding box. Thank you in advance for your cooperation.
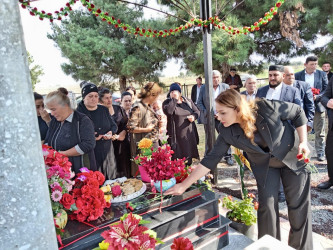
[162,83,200,165]
[111,92,132,177]
[77,84,118,180]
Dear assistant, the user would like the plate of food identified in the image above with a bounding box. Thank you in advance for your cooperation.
[102,177,146,203]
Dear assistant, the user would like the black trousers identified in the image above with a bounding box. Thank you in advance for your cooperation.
[325,128,333,181]
[257,166,313,250]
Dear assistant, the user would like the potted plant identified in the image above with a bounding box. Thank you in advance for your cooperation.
[222,194,258,239]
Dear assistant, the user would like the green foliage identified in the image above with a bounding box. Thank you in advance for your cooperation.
[27,51,44,90]
[222,195,257,226]
[318,15,333,66]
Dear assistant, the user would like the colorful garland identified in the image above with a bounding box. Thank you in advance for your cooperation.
[19,0,78,21]
[19,0,284,36]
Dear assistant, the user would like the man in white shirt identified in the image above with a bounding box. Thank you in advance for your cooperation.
[295,56,328,162]
[241,76,257,101]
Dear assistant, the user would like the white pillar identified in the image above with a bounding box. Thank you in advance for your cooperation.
[0,1,58,249]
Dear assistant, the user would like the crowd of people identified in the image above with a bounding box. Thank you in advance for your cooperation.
[34,55,333,250]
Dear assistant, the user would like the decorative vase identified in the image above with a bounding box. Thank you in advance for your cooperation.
[154,177,176,192]
[138,165,151,183]
[54,209,68,229]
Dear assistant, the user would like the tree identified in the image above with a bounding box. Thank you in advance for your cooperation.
[156,0,333,76]
[48,0,173,91]
[318,17,333,66]
[27,51,44,90]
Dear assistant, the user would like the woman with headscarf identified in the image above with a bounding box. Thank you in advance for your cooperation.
[162,83,200,165]
[111,91,132,177]
[127,82,162,176]
[44,90,96,173]
[77,83,118,180]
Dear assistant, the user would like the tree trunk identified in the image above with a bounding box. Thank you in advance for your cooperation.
[119,75,127,92]
[221,62,230,82]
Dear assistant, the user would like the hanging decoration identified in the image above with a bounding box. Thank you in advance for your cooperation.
[19,0,78,21]
[19,0,285,36]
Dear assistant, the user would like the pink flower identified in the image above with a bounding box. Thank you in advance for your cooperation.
[51,190,62,202]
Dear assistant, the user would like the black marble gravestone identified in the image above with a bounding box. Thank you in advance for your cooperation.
[59,187,230,250]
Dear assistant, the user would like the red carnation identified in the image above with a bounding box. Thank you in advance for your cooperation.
[111,185,122,197]
[126,202,134,211]
[96,9,101,13]
[171,237,194,250]
[304,158,310,164]
[60,193,74,209]
[117,19,121,24]
[90,4,95,8]
[276,2,282,7]
[296,153,303,160]
[254,201,259,211]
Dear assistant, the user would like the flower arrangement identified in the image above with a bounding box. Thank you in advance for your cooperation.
[311,88,320,98]
[222,194,258,226]
[94,213,163,250]
[69,168,111,222]
[171,237,194,250]
[297,153,318,173]
[42,145,76,221]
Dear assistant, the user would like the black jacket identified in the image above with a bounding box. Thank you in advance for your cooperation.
[45,110,96,173]
[200,99,308,187]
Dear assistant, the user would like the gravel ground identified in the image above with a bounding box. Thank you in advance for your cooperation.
[214,156,333,240]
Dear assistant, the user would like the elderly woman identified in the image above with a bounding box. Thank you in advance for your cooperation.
[98,87,115,115]
[166,89,313,250]
[128,82,162,176]
[162,83,200,165]
[111,92,133,177]
[44,90,96,173]
[77,83,118,180]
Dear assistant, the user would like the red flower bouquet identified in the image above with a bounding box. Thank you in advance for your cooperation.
[69,168,111,222]
[311,88,320,97]
[42,145,76,215]
[100,213,162,250]
[139,145,186,182]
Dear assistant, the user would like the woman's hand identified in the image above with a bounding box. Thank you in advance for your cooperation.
[95,132,103,141]
[164,183,187,196]
[187,115,195,123]
[298,142,310,159]
[102,131,113,140]
[39,108,51,123]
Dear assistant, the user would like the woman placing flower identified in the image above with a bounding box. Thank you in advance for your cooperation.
[165,90,313,250]
[127,82,162,176]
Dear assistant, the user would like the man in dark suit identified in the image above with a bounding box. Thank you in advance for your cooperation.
[256,65,302,105]
[197,70,233,165]
[295,56,328,161]
[283,66,315,130]
[190,76,203,104]
[318,77,333,189]
[322,62,333,81]
[256,65,302,202]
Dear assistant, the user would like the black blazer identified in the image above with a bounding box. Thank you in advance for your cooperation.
[293,80,315,128]
[191,84,198,103]
[200,99,308,187]
[256,83,302,106]
[294,69,328,112]
[321,77,333,130]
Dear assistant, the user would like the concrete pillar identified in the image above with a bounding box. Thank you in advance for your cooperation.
[0,1,58,249]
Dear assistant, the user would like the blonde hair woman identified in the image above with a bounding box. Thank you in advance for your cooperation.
[127,82,162,176]
[165,89,313,250]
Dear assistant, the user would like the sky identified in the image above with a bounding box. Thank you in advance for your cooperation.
[19,1,331,94]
